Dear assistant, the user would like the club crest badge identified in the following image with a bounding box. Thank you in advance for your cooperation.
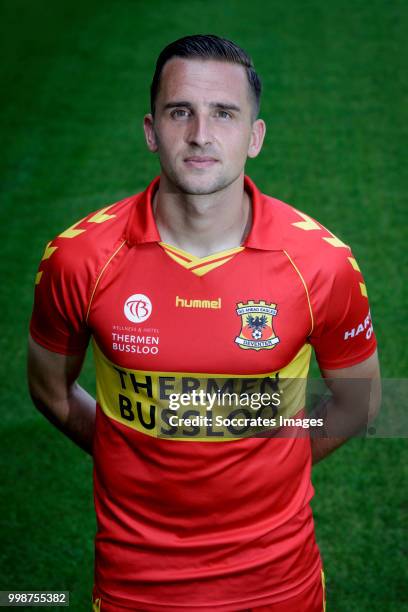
[235,300,280,351]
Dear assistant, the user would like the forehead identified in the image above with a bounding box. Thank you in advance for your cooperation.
[157,58,251,107]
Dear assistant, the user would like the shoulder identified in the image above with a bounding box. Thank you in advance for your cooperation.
[253,185,376,367]
[36,193,138,284]
[48,193,136,261]
[259,190,354,279]
[253,186,366,314]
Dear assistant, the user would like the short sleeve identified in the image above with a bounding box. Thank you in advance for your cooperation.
[29,241,91,355]
[309,251,377,370]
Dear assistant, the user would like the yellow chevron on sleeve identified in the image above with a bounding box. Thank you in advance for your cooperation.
[292,211,321,230]
[323,235,348,248]
[92,597,101,612]
[58,218,86,239]
[348,256,361,271]
[58,205,114,238]
[359,282,368,297]
[41,241,58,261]
[321,225,348,248]
[35,271,43,285]
[87,206,116,224]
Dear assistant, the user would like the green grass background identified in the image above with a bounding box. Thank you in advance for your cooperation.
[0,0,407,609]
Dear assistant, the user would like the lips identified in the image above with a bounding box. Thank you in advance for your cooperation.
[184,156,219,168]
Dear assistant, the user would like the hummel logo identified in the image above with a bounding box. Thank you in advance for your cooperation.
[175,296,221,309]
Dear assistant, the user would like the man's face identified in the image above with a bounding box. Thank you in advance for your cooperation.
[144,58,265,195]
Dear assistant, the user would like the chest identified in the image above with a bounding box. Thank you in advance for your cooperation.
[89,244,312,375]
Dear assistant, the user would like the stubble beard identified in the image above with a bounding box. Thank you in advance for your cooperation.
[160,161,242,197]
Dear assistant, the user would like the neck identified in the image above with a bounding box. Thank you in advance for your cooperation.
[153,173,251,257]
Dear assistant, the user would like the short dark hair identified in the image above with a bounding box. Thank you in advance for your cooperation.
[150,34,262,119]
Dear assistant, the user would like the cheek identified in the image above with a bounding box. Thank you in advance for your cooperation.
[159,126,187,149]
[156,132,179,156]
[228,124,252,146]
[229,133,252,158]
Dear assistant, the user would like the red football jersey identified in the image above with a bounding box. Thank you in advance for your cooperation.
[30,176,376,610]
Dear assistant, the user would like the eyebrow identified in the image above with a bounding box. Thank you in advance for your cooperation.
[163,101,241,112]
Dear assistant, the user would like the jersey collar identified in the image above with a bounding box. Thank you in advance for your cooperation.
[243,176,283,251]
[125,176,161,245]
[125,175,282,251]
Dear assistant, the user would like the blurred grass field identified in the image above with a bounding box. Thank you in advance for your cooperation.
[0,0,407,609]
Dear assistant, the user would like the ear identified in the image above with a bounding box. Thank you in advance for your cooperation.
[143,114,159,153]
[248,119,266,159]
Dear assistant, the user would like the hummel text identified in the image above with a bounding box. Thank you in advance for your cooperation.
[176,296,222,309]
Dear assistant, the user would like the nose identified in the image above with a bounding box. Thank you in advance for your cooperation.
[186,114,212,147]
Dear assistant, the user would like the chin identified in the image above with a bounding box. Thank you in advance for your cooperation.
[171,172,237,196]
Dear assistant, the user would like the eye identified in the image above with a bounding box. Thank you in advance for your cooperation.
[215,110,232,119]
[170,109,190,119]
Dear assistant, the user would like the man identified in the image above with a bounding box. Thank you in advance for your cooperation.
[28,34,380,611]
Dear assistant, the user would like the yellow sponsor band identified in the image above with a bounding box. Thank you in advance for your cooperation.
[93,340,312,441]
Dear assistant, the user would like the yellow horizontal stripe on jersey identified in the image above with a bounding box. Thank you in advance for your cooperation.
[92,340,312,441]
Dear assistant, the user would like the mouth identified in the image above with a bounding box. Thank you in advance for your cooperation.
[183,156,219,169]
